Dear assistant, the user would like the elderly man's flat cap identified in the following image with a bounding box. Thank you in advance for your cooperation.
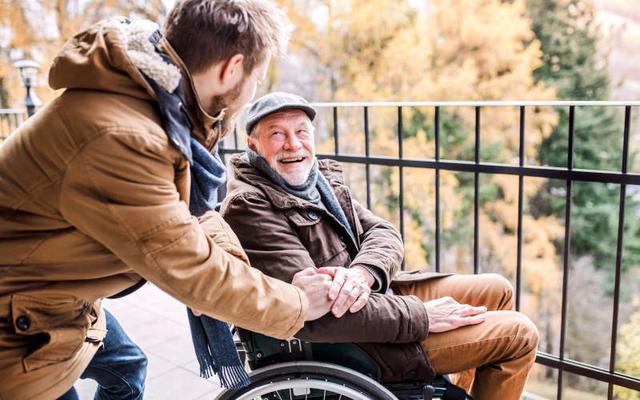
[245,92,316,133]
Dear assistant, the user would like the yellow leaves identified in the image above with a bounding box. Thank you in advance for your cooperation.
[0,0,166,108]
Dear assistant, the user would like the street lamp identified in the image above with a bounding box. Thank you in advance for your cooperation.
[14,59,41,117]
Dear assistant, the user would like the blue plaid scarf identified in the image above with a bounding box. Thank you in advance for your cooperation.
[142,30,250,389]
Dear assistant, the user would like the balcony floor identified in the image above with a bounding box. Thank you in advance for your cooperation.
[76,284,224,399]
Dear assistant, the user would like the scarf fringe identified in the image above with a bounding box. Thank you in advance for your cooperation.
[219,365,251,389]
[197,354,250,389]
[192,322,250,388]
[197,352,217,379]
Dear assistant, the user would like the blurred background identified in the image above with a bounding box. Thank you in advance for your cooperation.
[1,1,639,399]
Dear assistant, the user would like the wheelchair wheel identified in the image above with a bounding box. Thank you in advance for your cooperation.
[215,361,397,400]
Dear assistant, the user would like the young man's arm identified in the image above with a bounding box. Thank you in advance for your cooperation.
[59,129,309,339]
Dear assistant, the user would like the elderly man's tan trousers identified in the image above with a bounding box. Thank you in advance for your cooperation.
[396,273,539,400]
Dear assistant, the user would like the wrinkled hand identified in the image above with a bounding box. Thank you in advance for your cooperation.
[424,296,487,333]
[292,267,334,321]
[318,266,373,318]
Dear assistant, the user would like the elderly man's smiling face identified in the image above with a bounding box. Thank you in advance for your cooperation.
[248,109,315,186]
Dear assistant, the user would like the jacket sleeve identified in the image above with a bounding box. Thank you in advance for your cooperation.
[349,197,404,293]
[222,192,429,343]
[59,129,307,339]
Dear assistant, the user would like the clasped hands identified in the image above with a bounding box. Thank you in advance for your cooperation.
[293,268,488,333]
[292,266,373,321]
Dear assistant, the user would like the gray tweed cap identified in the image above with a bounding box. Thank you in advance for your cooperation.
[245,92,316,134]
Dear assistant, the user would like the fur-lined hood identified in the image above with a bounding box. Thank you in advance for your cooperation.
[48,18,223,145]
[49,18,179,100]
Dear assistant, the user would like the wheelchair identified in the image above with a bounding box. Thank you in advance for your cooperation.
[215,329,472,400]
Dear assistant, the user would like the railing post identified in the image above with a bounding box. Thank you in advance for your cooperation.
[474,106,480,274]
[516,106,525,311]
[557,105,576,400]
[607,106,631,400]
[434,106,441,273]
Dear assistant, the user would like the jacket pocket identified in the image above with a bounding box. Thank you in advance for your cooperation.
[10,293,93,372]
[285,209,350,267]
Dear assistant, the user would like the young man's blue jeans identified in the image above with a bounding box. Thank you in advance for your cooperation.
[58,309,147,400]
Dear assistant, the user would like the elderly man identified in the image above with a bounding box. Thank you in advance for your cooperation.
[221,92,540,400]
[0,3,335,399]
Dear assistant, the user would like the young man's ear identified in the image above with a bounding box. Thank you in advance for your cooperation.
[219,54,245,90]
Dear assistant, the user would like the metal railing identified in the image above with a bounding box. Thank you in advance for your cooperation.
[221,100,640,399]
[0,109,26,140]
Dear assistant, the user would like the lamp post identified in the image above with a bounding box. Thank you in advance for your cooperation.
[14,59,41,117]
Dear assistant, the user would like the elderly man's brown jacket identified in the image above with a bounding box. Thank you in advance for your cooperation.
[0,19,307,400]
[222,154,448,383]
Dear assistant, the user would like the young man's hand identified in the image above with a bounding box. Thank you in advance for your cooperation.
[317,266,373,318]
[424,296,487,333]
[292,267,334,321]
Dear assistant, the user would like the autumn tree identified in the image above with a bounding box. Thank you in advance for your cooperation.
[528,0,640,272]
[0,0,166,108]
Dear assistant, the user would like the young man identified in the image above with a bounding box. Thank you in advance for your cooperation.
[0,2,333,399]
[221,92,541,400]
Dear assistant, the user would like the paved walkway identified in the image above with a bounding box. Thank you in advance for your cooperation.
[76,284,224,399]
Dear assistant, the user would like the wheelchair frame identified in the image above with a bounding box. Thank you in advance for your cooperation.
[215,330,471,400]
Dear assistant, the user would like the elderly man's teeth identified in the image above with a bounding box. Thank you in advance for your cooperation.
[281,157,304,163]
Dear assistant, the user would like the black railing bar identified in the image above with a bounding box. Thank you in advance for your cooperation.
[217,144,228,200]
[221,148,640,185]
[233,126,239,150]
[398,106,404,160]
[364,106,371,209]
[318,155,640,185]
[536,353,640,391]
[474,106,480,274]
[568,106,575,172]
[621,106,631,175]
[608,183,627,400]
[333,106,339,155]
[398,107,405,244]
[607,106,632,400]
[310,100,640,108]
[435,106,441,273]
[557,105,576,400]
[516,106,525,311]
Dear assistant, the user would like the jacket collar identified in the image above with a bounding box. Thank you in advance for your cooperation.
[230,154,347,211]
[157,37,225,150]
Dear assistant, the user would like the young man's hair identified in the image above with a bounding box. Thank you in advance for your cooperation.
[164,0,290,74]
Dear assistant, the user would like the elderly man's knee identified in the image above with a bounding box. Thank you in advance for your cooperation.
[484,273,515,309]
[513,312,539,353]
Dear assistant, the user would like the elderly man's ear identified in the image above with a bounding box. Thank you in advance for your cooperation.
[247,135,258,152]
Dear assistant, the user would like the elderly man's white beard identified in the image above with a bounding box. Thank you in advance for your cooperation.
[275,152,314,186]
[255,147,314,186]
[280,168,312,186]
